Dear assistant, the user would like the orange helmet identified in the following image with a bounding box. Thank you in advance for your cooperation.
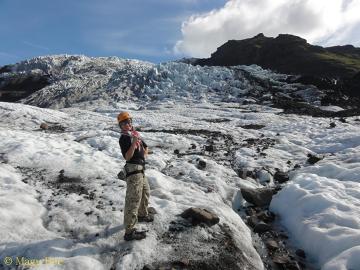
[117,111,132,123]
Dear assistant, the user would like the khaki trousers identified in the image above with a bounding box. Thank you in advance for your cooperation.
[123,163,150,234]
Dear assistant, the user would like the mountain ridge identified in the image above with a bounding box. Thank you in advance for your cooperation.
[194,33,360,78]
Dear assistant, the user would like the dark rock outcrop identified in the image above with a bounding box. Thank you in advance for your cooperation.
[241,187,275,207]
[194,33,360,79]
[38,122,66,133]
[273,97,360,117]
[180,207,220,226]
[0,72,51,102]
[0,65,12,74]
[274,171,290,183]
[193,33,360,99]
[289,72,360,100]
[307,154,323,164]
[196,159,207,170]
[254,222,271,234]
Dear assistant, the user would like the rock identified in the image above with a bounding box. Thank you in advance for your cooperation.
[330,122,336,128]
[174,149,180,155]
[0,153,8,164]
[193,33,360,80]
[296,249,306,258]
[148,206,157,215]
[274,171,289,183]
[241,188,275,207]
[117,170,126,180]
[257,210,275,223]
[89,192,96,200]
[40,123,49,130]
[254,222,271,234]
[206,186,214,193]
[339,117,347,123]
[0,65,12,74]
[246,216,258,228]
[307,153,322,164]
[272,254,291,265]
[245,207,257,216]
[58,169,81,183]
[180,207,219,226]
[197,159,207,170]
[286,262,301,270]
[179,258,190,266]
[85,211,93,216]
[204,145,215,152]
[0,72,51,102]
[240,124,265,130]
[142,265,154,270]
[265,239,279,251]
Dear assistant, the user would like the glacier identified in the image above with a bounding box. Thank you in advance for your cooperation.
[0,55,360,270]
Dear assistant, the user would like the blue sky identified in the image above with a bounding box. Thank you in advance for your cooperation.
[0,0,225,66]
[1,0,359,66]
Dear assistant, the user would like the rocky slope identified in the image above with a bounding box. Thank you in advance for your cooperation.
[194,33,360,78]
[193,33,360,98]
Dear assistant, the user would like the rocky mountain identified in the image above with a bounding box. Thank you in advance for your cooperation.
[193,33,360,97]
[194,33,360,78]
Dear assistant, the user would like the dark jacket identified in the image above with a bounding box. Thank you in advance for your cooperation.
[119,135,147,165]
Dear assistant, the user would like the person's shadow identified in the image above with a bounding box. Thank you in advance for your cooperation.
[0,224,133,268]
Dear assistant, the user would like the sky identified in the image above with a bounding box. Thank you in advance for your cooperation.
[1,0,360,66]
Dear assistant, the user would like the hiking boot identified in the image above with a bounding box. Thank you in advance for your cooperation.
[138,214,154,222]
[124,229,146,241]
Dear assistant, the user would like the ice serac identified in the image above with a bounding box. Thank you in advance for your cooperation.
[2,54,359,112]
[0,55,154,108]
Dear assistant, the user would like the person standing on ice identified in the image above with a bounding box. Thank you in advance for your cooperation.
[117,111,153,241]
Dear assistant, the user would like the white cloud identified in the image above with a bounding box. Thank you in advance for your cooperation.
[174,0,360,58]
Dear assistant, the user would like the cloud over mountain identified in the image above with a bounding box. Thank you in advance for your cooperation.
[174,0,360,57]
